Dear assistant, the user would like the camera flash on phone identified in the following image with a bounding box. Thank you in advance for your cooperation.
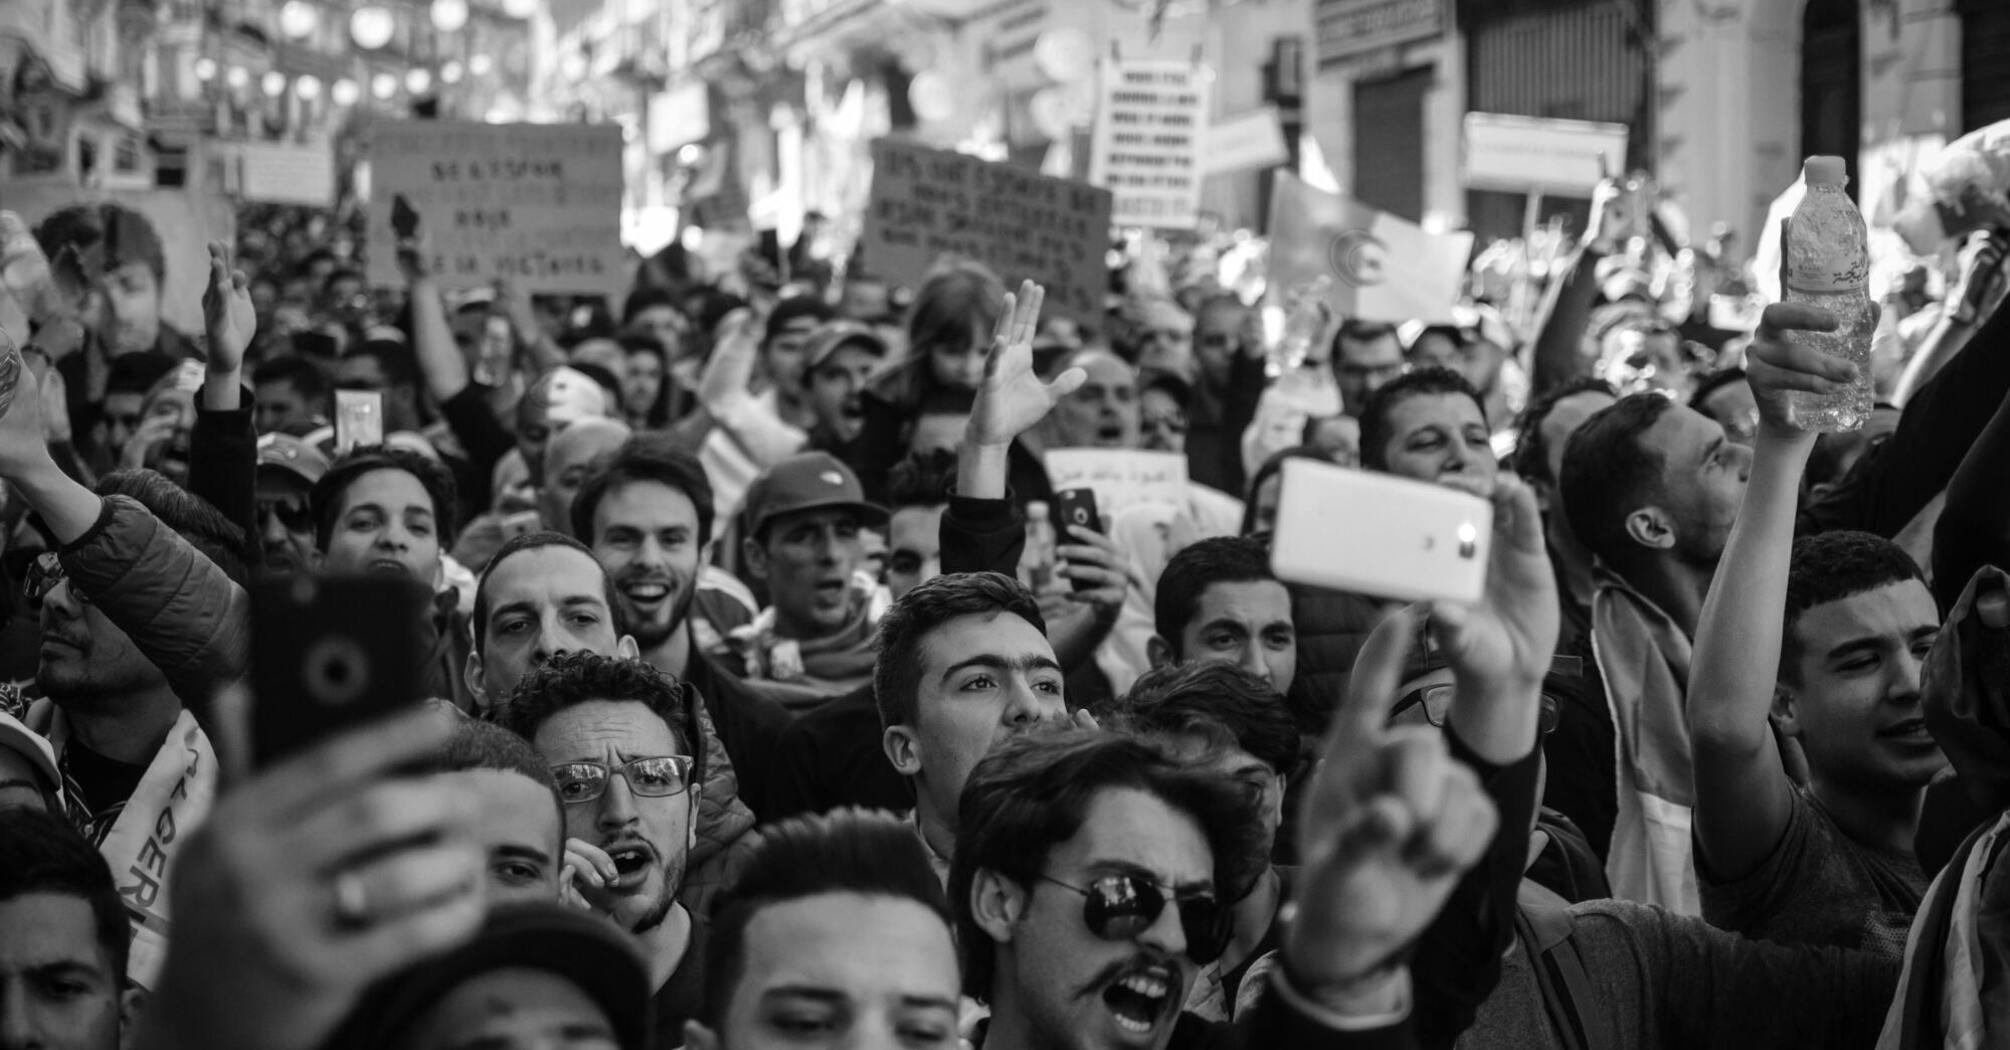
[1458,522,1479,559]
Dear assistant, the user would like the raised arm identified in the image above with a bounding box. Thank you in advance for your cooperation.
[1529,180,1629,395]
[1688,303,1853,880]
[191,241,259,559]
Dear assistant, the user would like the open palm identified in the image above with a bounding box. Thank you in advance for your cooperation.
[203,241,257,373]
[966,281,1085,447]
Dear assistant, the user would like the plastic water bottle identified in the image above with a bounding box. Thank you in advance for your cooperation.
[1783,156,1874,431]
[1022,501,1058,591]
[1264,275,1334,377]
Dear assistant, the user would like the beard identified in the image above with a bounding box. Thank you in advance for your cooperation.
[616,572,696,650]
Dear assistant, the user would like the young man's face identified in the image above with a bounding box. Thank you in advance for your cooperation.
[623,350,665,420]
[885,612,1066,831]
[98,393,144,457]
[320,467,442,586]
[983,788,1213,1050]
[886,505,945,601]
[0,892,128,1050]
[448,768,565,903]
[689,893,961,1050]
[532,700,695,934]
[806,344,879,443]
[471,544,623,705]
[254,379,317,435]
[589,481,704,652]
[96,261,162,355]
[395,968,618,1050]
[1780,580,1947,793]
[763,318,822,398]
[1172,579,1297,696]
[744,510,865,641]
[630,307,684,365]
[1138,388,1187,455]
[1193,303,1243,393]
[1335,332,1406,416]
[1638,406,1751,566]
[1376,391,1497,496]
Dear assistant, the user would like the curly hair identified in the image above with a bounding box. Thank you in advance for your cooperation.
[491,652,702,787]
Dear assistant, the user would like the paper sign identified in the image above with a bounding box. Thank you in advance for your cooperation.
[365,120,625,295]
[1202,106,1290,177]
[1463,112,1629,195]
[1089,61,1206,230]
[862,139,1113,322]
[1043,449,1191,520]
[224,142,336,207]
[1267,173,1474,325]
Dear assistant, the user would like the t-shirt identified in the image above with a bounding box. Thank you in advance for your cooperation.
[61,739,147,839]
[1699,786,1925,959]
[651,913,709,1050]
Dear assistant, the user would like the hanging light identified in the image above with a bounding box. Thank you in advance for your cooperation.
[278,0,319,40]
[295,74,322,100]
[371,72,400,100]
[558,51,587,82]
[405,68,433,95]
[331,78,361,106]
[225,66,251,90]
[260,71,288,97]
[468,53,493,77]
[429,0,469,33]
[193,57,218,81]
[349,5,396,50]
[440,60,464,85]
[907,71,956,123]
[501,0,538,17]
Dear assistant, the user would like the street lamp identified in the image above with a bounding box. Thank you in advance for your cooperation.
[349,6,395,50]
[296,74,323,100]
[278,0,319,40]
[440,60,464,85]
[468,53,493,77]
[261,71,288,97]
[225,66,250,90]
[194,57,218,81]
[430,0,469,33]
[331,78,361,106]
[406,68,433,95]
[372,72,399,100]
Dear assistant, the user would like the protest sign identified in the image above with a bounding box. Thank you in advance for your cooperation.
[1267,172,1474,325]
[365,121,625,295]
[1201,106,1290,177]
[220,141,337,207]
[1043,449,1191,519]
[862,139,1112,322]
[1464,113,1628,195]
[1089,61,1206,230]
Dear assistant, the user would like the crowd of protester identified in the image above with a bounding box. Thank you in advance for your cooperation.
[0,161,2008,1050]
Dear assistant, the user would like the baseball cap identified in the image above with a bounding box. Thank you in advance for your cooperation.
[765,295,835,345]
[741,452,888,541]
[322,901,652,1050]
[0,711,58,798]
[803,320,889,373]
[256,432,331,485]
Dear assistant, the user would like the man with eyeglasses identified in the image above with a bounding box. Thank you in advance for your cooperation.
[252,432,328,576]
[496,650,710,1048]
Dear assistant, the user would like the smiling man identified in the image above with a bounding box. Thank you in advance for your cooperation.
[497,652,709,1046]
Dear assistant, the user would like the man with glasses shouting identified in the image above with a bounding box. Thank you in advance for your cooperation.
[495,651,708,1048]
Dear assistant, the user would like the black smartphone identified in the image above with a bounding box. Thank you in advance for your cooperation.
[251,574,433,768]
[391,193,421,241]
[292,330,340,359]
[1054,488,1105,593]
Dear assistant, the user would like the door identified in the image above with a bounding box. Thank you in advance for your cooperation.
[1353,66,1431,222]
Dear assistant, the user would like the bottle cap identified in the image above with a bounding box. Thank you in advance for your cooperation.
[1803,156,1848,188]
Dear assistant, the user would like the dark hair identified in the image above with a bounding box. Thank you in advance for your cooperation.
[253,353,331,404]
[885,448,958,511]
[1689,368,1749,412]
[874,572,1046,731]
[472,531,615,657]
[1782,531,1929,677]
[0,807,131,979]
[950,732,1263,1000]
[95,469,250,586]
[1359,366,1487,472]
[621,286,682,326]
[1240,446,1323,536]
[618,333,668,366]
[492,651,703,787]
[35,203,165,284]
[104,353,177,398]
[569,361,626,415]
[343,341,420,389]
[1512,376,1617,487]
[1094,662,1299,777]
[1558,393,1675,569]
[310,445,461,550]
[417,720,564,830]
[908,261,1004,359]
[322,266,365,292]
[569,435,716,549]
[1153,537,1279,655]
[765,295,835,347]
[1331,320,1398,360]
[703,808,954,1024]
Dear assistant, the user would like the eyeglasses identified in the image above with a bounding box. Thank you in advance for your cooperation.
[1392,683,1559,735]
[257,497,314,533]
[549,756,695,805]
[1035,873,1232,965]
[23,552,87,607]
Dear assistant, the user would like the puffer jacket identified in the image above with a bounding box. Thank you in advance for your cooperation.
[676,696,758,920]
[62,494,247,722]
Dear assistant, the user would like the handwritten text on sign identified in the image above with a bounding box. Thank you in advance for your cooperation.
[1043,449,1192,520]
[1089,61,1206,230]
[863,140,1113,323]
[366,121,625,295]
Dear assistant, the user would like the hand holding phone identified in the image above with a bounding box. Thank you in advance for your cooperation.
[251,574,433,768]
[1054,488,1106,594]
[1269,459,1492,606]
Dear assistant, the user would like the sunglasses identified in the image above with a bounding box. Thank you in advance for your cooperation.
[23,552,88,607]
[258,497,314,533]
[1392,683,1560,735]
[549,756,695,805]
[1036,873,1232,964]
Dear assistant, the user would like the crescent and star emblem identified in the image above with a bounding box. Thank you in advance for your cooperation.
[1327,229,1389,288]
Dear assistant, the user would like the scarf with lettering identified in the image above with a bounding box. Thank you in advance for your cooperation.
[27,700,216,993]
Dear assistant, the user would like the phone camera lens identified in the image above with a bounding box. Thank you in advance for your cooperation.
[304,636,372,706]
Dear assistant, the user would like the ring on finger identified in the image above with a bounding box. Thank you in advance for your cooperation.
[332,869,371,928]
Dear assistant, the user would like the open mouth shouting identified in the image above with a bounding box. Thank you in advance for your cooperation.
[601,839,658,891]
[1096,961,1180,1042]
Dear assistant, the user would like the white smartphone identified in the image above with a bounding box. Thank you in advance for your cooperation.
[1269,458,1492,606]
[334,390,384,454]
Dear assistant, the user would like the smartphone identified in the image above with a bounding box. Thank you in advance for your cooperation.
[251,574,433,768]
[1053,488,1105,594]
[293,330,340,359]
[334,390,384,453]
[392,193,421,241]
[1268,458,1492,606]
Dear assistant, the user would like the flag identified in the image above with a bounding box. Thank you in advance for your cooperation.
[1266,173,1474,325]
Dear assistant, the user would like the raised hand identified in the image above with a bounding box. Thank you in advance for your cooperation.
[0,331,52,480]
[1584,177,1631,254]
[696,308,760,412]
[1746,302,1859,437]
[1283,605,1497,1007]
[203,241,257,374]
[966,282,1084,448]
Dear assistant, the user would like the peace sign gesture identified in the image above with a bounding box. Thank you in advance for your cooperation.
[1280,604,1498,1006]
[965,281,1085,448]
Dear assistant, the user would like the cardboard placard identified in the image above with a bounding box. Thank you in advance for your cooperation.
[862,139,1112,322]
[1089,60,1206,230]
[1043,448,1191,520]
[365,120,625,295]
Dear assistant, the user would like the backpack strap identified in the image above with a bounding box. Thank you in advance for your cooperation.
[1515,880,1615,1050]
